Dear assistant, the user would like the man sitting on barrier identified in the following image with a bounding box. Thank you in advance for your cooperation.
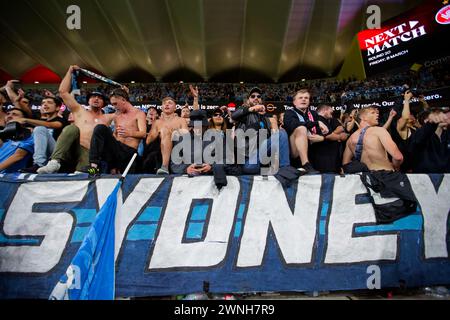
[16,96,68,173]
[83,88,146,175]
[170,110,213,175]
[146,96,189,175]
[231,87,290,175]
[283,89,329,174]
[38,65,115,174]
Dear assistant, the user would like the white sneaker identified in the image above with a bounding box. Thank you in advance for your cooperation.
[37,160,61,174]
[156,167,169,175]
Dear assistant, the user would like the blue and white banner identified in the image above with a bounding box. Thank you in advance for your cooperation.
[0,174,449,299]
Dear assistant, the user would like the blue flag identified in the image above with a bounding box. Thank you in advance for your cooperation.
[49,181,122,300]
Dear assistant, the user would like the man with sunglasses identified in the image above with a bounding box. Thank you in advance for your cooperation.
[232,87,290,174]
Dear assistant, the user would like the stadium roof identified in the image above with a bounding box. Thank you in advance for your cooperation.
[0,0,422,83]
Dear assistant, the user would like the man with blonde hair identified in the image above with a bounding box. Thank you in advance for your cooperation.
[343,106,403,171]
[146,96,188,174]
[342,106,417,224]
[284,89,329,174]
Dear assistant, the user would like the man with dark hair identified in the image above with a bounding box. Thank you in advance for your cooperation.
[283,89,329,174]
[180,104,191,126]
[232,87,290,174]
[38,65,115,174]
[16,96,68,173]
[142,107,161,173]
[83,87,147,175]
[0,108,34,173]
[409,109,449,173]
[170,110,213,175]
[309,104,347,173]
[146,107,159,131]
[389,90,420,172]
[3,80,33,118]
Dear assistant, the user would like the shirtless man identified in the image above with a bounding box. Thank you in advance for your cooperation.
[342,106,421,225]
[37,65,115,173]
[146,96,188,174]
[343,106,403,171]
[85,88,147,175]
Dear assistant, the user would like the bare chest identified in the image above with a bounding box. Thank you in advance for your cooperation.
[160,118,183,130]
[116,113,138,128]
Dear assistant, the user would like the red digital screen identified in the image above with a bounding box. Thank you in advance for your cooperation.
[358,1,450,76]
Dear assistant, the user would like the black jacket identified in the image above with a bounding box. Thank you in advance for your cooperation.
[409,123,450,173]
[284,107,321,136]
[231,106,271,134]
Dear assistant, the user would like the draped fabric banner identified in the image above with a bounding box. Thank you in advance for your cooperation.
[0,174,449,299]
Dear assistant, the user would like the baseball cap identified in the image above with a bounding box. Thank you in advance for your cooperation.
[86,91,107,103]
[249,87,262,96]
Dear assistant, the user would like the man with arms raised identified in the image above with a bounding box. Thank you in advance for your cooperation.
[38,65,115,173]
[84,88,146,175]
[146,96,188,174]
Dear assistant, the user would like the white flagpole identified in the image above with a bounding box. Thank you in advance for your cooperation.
[121,153,137,180]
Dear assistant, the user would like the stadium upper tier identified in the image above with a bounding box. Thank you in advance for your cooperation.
[14,61,449,106]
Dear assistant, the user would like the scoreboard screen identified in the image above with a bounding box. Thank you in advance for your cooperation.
[358,2,450,76]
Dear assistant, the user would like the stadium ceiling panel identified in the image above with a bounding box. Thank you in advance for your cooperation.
[0,0,422,83]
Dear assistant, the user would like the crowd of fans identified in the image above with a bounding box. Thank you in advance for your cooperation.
[13,59,450,106]
[1,63,448,303]
[0,63,449,181]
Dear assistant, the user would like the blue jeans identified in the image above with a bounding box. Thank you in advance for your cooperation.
[32,126,56,166]
[242,129,290,174]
